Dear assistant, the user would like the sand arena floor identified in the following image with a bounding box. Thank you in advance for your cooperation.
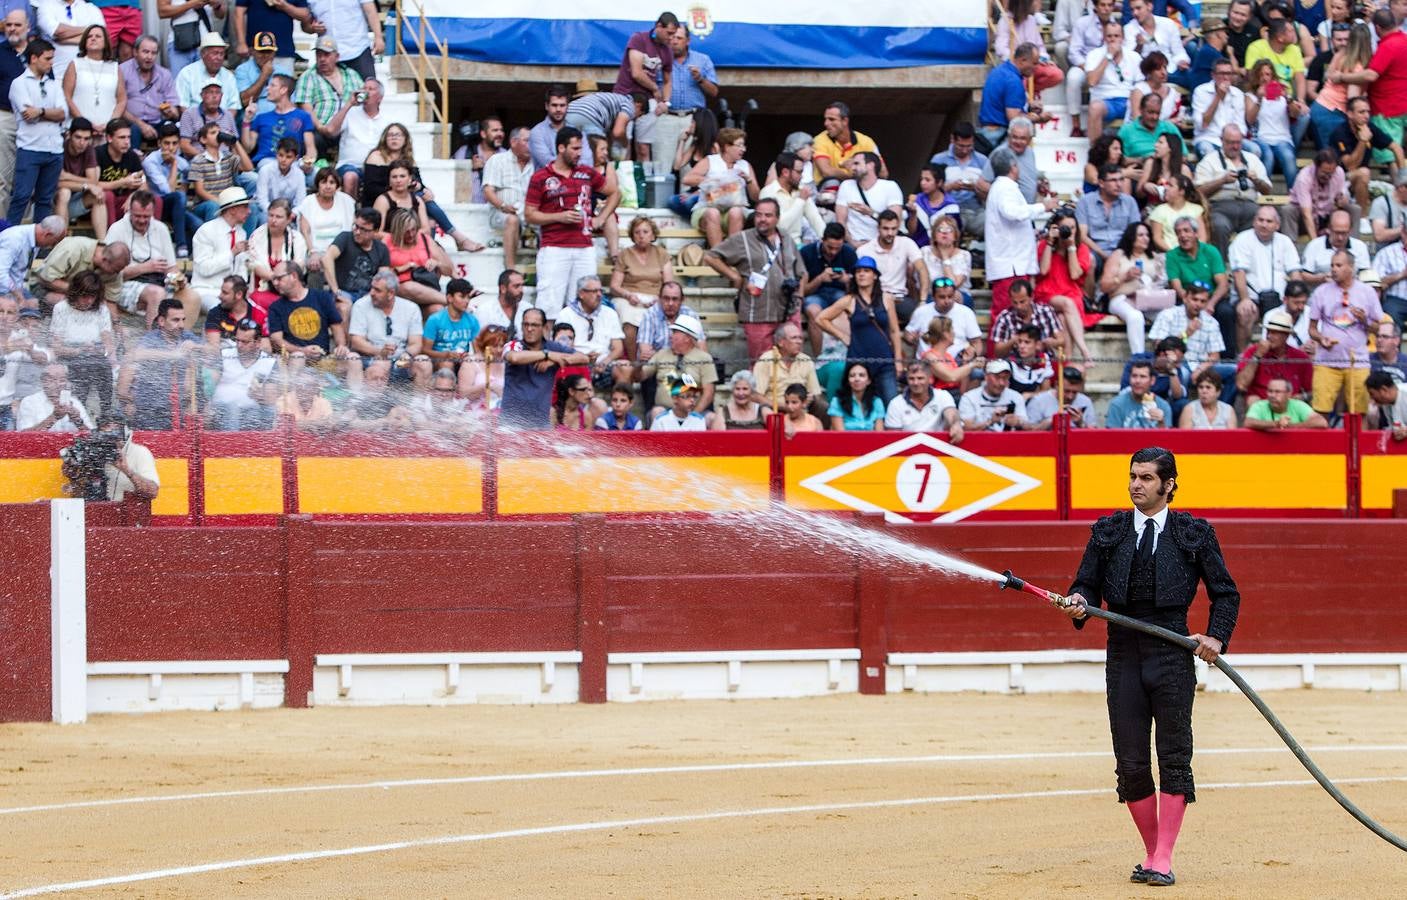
[1,691,1405,898]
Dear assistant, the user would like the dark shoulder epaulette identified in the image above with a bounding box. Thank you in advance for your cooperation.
[1090,510,1132,548]
[1168,510,1214,552]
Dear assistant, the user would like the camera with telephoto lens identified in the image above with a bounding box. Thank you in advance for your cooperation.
[1236,171,1250,192]
[780,277,801,316]
[1057,224,1072,240]
[60,431,123,501]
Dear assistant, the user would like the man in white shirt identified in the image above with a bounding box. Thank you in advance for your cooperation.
[1064,0,1118,135]
[905,278,984,358]
[1085,20,1144,138]
[0,296,51,429]
[208,319,277,431]
[835,152,902,246]
[335,77,388,200]
[958,359,1030,431]
[885,362,963,439]
[106,190,191,325]
[1299,209,1371,288]
[759,149,826,247]
[1124,0,1191,72]
[482,126,535,270]
[1191,59,1250,158]
[18,362,94,432]
[1375,224,1407,328]
[35,0,105,83]
[857,210,928,324]
[984,144,1059,332]
[555,275,628,386]
[1229,205,1304,348]
[191,187,253,310]
[1194,125,1273,253]
[8,40,66,227]
[1370,173,1407,248]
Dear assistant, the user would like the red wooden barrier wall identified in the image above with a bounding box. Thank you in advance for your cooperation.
[7,514,1407,721]
[0,505,52,722]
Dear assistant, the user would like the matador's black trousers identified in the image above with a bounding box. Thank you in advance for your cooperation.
[1105,606,1197,804]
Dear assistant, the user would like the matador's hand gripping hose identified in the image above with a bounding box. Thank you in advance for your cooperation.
[999,570,1407,853]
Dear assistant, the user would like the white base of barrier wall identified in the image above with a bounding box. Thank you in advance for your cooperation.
[310,653,582,706]
[888,652,1407,695]
[86,661,288,713]
[62,652,1407,713]
[605,650,861,702]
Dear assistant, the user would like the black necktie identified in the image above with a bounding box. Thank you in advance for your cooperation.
[1138,519,1156,565]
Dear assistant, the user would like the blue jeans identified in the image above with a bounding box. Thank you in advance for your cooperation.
[157,190,202,250]
[1254,139,1298,185]
[423,197,457,236]
[191,198,219,224]
[8,148,61,224]
[1309,103,1345,151]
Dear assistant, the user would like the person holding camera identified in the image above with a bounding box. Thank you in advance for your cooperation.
[1193,124,1274,254]
[1037,210,1097,367]
[294,36,365,159]
[69,411,160,502]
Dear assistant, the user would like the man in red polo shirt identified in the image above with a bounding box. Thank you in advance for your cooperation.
[1234,308,1312,401]
[524,126,619,324]
[1333,9,1407,165]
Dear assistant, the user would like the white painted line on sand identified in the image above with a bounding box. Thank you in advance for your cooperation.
[2,744,1404,817]
[4,775,1406,898]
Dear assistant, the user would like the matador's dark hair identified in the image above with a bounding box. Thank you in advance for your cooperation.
[1131,446,1178,503]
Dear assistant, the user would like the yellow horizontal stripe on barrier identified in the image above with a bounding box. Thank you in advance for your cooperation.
[297,457,483,514]
[0,459,65,502]
[1360,456,1407,509]
[785,455,1056,513]
[1071,453,1346,509]
[497,456,770,514]
[204,457,283,516]
[151,459,189,517]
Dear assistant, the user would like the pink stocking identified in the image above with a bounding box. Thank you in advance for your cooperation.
[1150,792,1187,873]
[1126,795,1159,869]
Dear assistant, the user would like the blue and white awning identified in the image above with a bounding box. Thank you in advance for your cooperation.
[404,0,988,70]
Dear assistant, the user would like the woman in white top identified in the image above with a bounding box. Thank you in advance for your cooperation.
[48,272,116,413]
[246,199,308,305]
[1178,370,1237,429]
[683,126,757,248]
[64,25,125,131]
[1097,221,1167,355]
[1129,51,1184,125]
[1246,59,1298,185]
[920,215,973,305]
[298,168,356,275]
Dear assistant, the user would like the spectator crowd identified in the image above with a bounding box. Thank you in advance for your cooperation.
[4,2,1407,445]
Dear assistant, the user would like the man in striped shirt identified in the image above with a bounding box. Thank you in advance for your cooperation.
[187,122,256,226]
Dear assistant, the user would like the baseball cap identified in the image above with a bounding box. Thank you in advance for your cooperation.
[667,372,700,396]
[201,79,224,93]
[985,359,1012,375]
[1264,309,1296,333]
[854,255,880,273]
[313,35,339,54]
[669,314,704,341]
[252,32,278,53]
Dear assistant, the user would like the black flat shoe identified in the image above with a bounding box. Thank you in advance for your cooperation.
[1145,869,1176,886]
[1130,864,1150,884]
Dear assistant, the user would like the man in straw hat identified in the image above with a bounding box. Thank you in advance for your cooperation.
[191,187,254,312]
[176,32,240,111]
